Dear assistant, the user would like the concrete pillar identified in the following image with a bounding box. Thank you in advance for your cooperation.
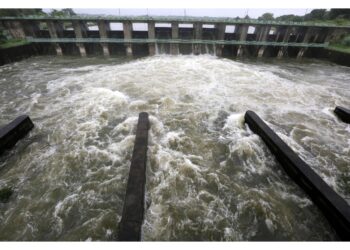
[97,20,110,38]
[171,22,179,55]
[311,28,321,43]
[297,28,312,59]
[73,21,87,57]
[123,21,133,57]
[253,26,261,36]
[98,20,110,56]
[148,21,156,56]
[22,20,40,38]
[257,25,270,58]
[274,27,282,42]
[193,22,202,55]
[277,27,291,59]
[215,23,226,57]
[236,24,248,57]
[46,21,63,56]
[323,28,335,43]
[3,21,26,39]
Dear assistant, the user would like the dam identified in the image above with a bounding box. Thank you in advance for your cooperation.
[1,13,350,241]
[1,15,349,58]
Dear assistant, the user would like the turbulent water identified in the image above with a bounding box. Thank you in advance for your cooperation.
[0,54,349,241]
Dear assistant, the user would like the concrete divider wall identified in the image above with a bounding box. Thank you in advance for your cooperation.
[118,112,150,241]
[0,115,34,155]
[244,110,350,240]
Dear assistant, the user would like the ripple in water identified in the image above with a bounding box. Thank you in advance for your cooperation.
[0,55,349,240]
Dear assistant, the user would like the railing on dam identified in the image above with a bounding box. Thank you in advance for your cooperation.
[1,15,350,29]
[26,37,329,48]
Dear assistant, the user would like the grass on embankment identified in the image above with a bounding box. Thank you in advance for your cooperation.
[326,44,350,54]
[0,39,30,49]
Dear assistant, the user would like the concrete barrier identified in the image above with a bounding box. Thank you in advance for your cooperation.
[334,106,350,124]
[119,112,150,241]
[244,110,350,240]
[0,115,34,155]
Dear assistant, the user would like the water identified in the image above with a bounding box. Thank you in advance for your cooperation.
[0,55,349,241]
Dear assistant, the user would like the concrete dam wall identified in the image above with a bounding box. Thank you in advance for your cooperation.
[1,15,349,58]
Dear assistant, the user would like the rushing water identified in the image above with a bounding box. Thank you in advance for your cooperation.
[0,55,349,241]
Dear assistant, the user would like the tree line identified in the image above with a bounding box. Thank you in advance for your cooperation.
[257,9,350,22]
[0,9,76,17]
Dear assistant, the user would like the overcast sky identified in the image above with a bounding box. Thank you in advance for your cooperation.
[45,8,312,19]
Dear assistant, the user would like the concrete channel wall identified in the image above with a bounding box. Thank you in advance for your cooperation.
[1,16,349,58]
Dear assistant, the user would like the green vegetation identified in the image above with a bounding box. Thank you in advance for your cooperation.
[48,8,76,17]
[0,187,13,203]
[0,8,76,48]
[326,34,350,54]
[0,39,30,49]
[0,9,47,17]
[259,8,350,26]
[258,13,274,21]
[327,44,350,54]
[0,8,76,18]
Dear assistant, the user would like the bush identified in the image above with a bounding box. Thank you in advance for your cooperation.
[341,36,350,46]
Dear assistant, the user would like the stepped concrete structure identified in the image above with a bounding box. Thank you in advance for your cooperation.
[1,15,349,57]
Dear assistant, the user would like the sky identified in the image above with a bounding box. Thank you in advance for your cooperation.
[65,8,311,19]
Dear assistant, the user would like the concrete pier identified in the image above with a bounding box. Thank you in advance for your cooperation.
[98,20,110,57]
[193,23,202,55]
[277,27,292,58]
[148,21,156,56]
[334,106,350,124]
[236,24,248,57]
[46,21,63,56]
[22,20,40,38]
[119,112,150,241]
[171,22,179,55]
[123,21,133,57]
[297,28,313,59]
[257,25,270,57]
[245,110,350,240]
[215,23,226,57]
[3,21,26,39]
[73,21,87,57]
[0,115,34,155]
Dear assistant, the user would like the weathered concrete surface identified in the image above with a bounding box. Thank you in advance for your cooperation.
[119,112,150,241]
[98,20,110,56]
[215,23,226,57]
[3,21,26,39]
[123,21,133,57]
[297,27,313,59]
[148,21,156,56]
[46,21,63,56]
[171,22,179,55]
[277,27,292,58]
[257,25,270,57]
[193,23,202,55]
[334,106,350,124]
[0,115,34,155]
[244,110,350,240]
[73,21,87,57]
[236,24,248,57]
